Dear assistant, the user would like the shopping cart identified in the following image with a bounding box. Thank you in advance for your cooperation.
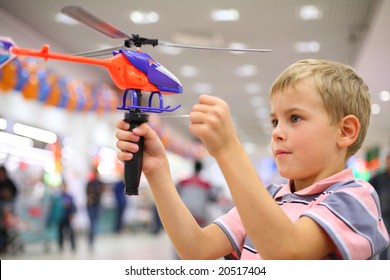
[0,197,57,254]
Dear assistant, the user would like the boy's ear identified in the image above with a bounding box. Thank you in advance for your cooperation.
[337,115,360,148]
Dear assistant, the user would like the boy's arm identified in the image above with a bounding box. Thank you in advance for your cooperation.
[189,95,335,259]
[215,144,335,259]
[116,121,233,259]
[146,158,233,259]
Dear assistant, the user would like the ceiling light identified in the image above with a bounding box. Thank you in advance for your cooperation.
[13,123,57,144]
[55,13,79,25]
[295,41,320,53]
[228,42,247,54]
[0,144,54,169]
[192,83,213,94]
[299,5,322,21]
[129,11,159,24]
[371,104,380,115]
[0,131,33,147]
[380,90,390,101]
[158,46,183,56]
[211,9,240,22]
[180,65,199,78]
[235,64,258,77]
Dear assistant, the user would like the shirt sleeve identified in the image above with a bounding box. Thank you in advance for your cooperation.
[212,184,283,259]
[302,181,389,259]
[213,207,246,259]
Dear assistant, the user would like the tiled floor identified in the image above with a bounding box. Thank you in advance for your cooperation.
[0,230,176,260]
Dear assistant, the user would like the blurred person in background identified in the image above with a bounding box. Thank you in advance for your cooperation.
[85,166,105,250]
[113,178,127,233]
[57,179,77,252]
[176,160,213,227]
[0,165,18,253]
[0,166,18,211]
[369,152,390,260]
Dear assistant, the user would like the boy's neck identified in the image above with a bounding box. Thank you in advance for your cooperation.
[289,181,296,193]
[289,166,349,192]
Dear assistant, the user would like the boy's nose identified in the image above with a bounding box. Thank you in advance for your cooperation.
[272,124,286,142]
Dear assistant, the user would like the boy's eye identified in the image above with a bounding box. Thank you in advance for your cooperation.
[291,115,301,122]
[271,119,278,128]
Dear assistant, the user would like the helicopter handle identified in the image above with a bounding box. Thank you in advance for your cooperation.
[123,91,148,196]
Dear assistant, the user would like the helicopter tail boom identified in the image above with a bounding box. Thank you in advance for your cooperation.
[11,45,109,68]
[8,44,170,93]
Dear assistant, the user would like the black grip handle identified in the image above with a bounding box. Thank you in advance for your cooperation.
[123,109,148,196]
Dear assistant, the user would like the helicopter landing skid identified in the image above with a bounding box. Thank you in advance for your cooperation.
[117,89,181,113]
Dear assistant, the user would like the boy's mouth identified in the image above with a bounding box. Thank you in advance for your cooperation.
[274,149,291,157]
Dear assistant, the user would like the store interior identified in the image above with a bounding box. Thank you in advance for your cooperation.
[0,0,389,259]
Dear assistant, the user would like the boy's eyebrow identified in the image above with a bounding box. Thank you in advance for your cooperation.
[270,107,307,118]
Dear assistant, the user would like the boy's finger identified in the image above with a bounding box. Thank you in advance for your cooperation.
[116,120,130,130]
[117,151,133,162]
[115,129,140,143]
[116,140,139,153]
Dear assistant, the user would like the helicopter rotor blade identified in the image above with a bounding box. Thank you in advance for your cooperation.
[72,42,272,57]
[61,6,131,40]
[158,40,272,53]
[61,6,272,53]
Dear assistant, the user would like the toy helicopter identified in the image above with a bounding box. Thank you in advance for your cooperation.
[0,6,272,196]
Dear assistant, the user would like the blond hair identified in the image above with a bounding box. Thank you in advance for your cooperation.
[270,59,371,159]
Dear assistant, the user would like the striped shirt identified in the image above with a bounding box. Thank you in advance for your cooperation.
[214,168,390,260]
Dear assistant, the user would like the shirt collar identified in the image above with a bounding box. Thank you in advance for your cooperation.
[276,168,355,198]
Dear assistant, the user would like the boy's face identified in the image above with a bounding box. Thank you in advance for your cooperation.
[270,81,344,190]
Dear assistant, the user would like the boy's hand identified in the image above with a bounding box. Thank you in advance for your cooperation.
[189,95,240,158]
[115,120,167,176]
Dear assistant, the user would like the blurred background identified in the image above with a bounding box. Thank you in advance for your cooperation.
[0,0,389,259]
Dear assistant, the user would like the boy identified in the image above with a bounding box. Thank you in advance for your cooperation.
[116,59,389,259]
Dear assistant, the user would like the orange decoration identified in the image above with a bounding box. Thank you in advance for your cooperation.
[0,61,17,92]
[66,81,78,111]
[21,73,39,99]
[45,77,61,106]
[81,85,93,111]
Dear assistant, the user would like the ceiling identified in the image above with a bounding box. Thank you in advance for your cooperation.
[0,0,389,156]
